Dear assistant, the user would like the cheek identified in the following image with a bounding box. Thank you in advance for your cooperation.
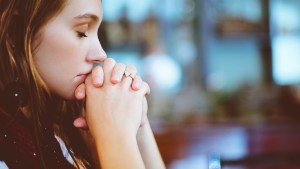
[45,31,78,57]
[36,30,86,67]
[33,31,86,98]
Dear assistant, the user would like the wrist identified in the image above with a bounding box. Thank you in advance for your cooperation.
[92,126,136,143]
[94,130,146,169]
[137,118,151,140]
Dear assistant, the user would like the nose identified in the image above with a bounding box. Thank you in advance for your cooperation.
[86,39,107,63]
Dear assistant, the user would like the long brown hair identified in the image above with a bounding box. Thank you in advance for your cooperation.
[0,0,94,168]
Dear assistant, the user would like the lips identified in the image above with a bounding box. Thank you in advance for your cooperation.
[78,69,92,77]
[76,72,89,81]
[75,69,92,83]
[77,74,87,78]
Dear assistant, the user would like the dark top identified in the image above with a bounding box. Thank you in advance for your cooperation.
[0,112,74,169]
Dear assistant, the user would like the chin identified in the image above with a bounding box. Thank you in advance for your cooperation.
[54,90,76,100]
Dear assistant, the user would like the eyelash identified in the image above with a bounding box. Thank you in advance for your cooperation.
[77,32,88,38]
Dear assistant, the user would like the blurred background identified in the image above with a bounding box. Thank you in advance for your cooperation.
[99,0,300,168]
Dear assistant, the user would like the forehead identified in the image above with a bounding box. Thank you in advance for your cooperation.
[60,0,102,21]
[33,0,102,47]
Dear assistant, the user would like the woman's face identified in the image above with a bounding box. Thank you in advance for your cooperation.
[33,0,106,99]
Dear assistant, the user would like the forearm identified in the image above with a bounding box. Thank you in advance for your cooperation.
[137,119,166,169]
[95,132,146,169]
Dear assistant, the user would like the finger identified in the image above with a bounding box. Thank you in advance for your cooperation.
[132,75,142,91]
[75,83,86,100]
[122,64,137,87]
[73,117,89,130]
[140,97,148,127]
[138,82,151,96]
[102,58,116,84]
[92,66,104,87]
[124,64,137,79]
[85,74,95,95]
[111,63,126,84]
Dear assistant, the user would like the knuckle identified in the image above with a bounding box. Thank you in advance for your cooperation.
[85,84,94,95]
[142,81,147,88]
[126,64,136,70]
[114,63,126,73]
[103,58,116,72]
[134,75,142,83]
[103,58,116,68]
[105,58,116,64]
[94,65,102,71]
[134,75,141,80]
[93,66,102,75]
[142,82,151,94]
[117,62,126,68]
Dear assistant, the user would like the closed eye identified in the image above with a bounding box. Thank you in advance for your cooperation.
[77,32,88,38]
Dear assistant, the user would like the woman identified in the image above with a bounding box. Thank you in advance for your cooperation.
[0,0,165,168]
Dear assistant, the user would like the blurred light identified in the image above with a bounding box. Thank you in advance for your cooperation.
[220,0,262,22]
[273,35,300,85]
[103,0,186,23]
[208,153,221,169]
[160,0,185,22]
[103,0,156,23]
[126,0,155,23]
[143,54,182,92]
[271,1,300,32]
[102,0,126,21]
[207,73,224,91]
[176,39,197,66]
[169,155,207,169]
[191,128,248,160]
[207,39,262,91]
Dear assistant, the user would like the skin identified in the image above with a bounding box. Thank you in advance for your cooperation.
[32,0,165,168]
[33,0,106,99]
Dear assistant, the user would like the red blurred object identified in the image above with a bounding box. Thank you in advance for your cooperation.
[153,122,300,169]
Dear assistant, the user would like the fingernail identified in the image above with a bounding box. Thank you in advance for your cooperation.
[76,92,84,98]
[133,80,142,90]
[112,75,120,82]
[94,77,102,85]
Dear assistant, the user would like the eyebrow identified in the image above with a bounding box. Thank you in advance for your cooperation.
[74,13,100,22]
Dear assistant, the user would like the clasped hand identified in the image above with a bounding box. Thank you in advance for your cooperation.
[73,58,150,140]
